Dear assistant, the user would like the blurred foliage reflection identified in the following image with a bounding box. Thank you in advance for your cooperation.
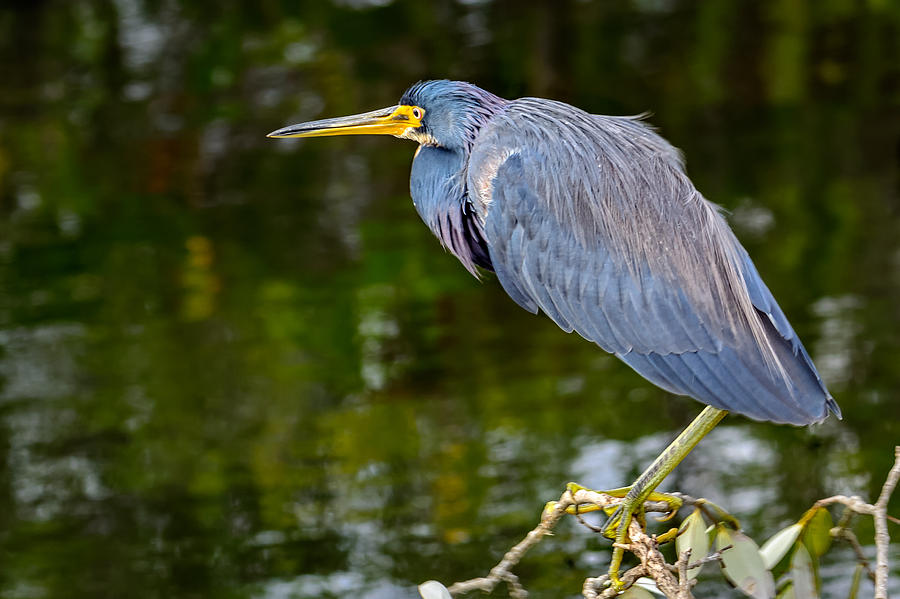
[0,1,899,598]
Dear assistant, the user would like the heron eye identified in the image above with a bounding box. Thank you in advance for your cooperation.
[412,107,423,120]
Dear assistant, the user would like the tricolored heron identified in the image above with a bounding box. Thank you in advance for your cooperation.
[268,80,841,587]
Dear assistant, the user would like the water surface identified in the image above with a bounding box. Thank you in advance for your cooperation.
[1,2,899,598]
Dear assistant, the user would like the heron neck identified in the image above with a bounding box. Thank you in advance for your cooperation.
[410,145,491,275]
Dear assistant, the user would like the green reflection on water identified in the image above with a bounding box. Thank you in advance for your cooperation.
[1,1,899,598]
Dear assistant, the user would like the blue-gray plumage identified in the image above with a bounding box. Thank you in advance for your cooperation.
[268,79,841,586]
[398,80,839,426]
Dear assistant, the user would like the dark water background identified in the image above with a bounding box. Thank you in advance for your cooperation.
[1,1,899,598]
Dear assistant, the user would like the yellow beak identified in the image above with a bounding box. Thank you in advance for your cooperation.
[267,105,422,139]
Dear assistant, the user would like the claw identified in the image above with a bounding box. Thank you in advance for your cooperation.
[656,526,679,544]
[655,511,679,523]
[608,573,626,592]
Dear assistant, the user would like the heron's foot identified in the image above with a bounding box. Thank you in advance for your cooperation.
[560,482,683,523]
[556,483,684,591]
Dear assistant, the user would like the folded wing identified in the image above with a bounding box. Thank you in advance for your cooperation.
[468,102,837,425]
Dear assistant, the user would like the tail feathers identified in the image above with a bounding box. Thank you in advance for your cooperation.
[826,396,843,420]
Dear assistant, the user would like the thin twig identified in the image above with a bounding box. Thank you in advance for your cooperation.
[832,527,877,584]
[835,505,855,529]
[573,510,605,534]
[584,566,646,599]
[499,572,526,599]
[446,497,570,597]
[676,549,691,593]
[674,545,730,572]
[815,494,875,515]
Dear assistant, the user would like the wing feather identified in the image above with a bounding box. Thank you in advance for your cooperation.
[468,101,837,425]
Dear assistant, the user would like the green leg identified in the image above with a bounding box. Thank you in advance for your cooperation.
[604,406,728,589]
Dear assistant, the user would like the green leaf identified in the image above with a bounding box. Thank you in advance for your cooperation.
[847,563,863,599]
[677,508,710,579]
[801,508,832,557]
[760,523,803,569]
[621,585,655,598]
[790,543,818,599]
[717,525,777,599]
[418,581,452,599]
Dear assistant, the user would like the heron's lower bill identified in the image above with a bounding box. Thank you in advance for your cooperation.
[267,105,423,138]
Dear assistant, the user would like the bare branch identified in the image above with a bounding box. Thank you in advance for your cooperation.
[585,566,646,599]
[619,518,693,599]
[873,446,900,599]
[441,446,898,599]
[675,549,690,590]
[447,487,692,599]
[685,546,730,571]
[815,494,875,515]
[582,576,607,599]
[499,572,527,599]
[812,446,899,599]
[446,498,570,597]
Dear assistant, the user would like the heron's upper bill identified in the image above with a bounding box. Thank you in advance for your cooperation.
[267,105,424,139]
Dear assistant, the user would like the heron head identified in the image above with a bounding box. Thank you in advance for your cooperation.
[397,80,505,150]
[267,80,505,152]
